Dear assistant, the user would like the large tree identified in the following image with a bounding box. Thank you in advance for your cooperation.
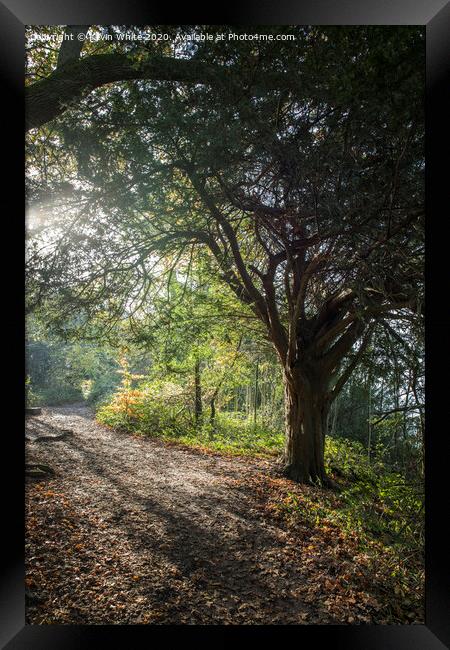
[26,25,424,485]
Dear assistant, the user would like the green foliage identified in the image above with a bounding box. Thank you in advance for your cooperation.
[26,327,121,407]
[96,371,284,455]
[97,378,193,434]
[35,385,83,406]
[323,437,424,550]
[25,376,38,407]
[272,436,424,555]
[171,413,284,456]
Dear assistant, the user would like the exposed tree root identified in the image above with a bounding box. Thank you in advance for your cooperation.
[26,463,56,480]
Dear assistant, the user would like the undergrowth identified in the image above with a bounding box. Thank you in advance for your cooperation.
[96,380,424,569]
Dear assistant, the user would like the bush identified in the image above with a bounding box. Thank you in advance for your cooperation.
[324,436,424,550]
[25,376,38,407]
[188,412,284,455]
[97,378,284,455]
[97,379,193,435]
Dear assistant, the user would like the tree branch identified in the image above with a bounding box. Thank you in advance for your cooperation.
[330,323,375,400]
[371,404,424,426]
[26,51,306,131]
[56,26,90,70]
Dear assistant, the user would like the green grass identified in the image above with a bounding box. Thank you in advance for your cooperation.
[162,414,284,456]
[97,404,284,456]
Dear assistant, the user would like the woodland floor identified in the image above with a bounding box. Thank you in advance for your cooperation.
[25,404,422,625]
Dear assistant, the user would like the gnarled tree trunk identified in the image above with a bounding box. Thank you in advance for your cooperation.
[282,368,331,486]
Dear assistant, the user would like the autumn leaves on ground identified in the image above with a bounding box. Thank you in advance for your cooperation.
[25,405,423,625]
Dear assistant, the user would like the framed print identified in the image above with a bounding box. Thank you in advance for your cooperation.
[1,0,449,648]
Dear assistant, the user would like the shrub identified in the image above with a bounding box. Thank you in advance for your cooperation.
[25,376,38,407]
[97,377,284,455]
[97,379,193,435]
[324,436,424,550]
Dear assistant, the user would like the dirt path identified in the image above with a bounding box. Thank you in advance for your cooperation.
[25,404,397,625]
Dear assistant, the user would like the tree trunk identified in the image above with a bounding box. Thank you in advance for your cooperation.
[253,361,259,425]
[367,369,372,462]
[330,394,339,437]
[282,370,331,486]
[194,358,202,424]
[210,396,216,424]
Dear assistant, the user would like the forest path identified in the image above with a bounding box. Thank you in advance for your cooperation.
[25,404,340,624]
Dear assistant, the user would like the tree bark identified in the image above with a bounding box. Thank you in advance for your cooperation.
[282,369,331,486]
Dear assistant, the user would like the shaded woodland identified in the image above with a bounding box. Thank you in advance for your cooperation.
[26,25,424,625]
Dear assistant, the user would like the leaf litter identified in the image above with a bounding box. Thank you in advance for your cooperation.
[25,404,423,625]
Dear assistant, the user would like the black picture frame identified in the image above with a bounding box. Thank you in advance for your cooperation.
[2,1,449,647]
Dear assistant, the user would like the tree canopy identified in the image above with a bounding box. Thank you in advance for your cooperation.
[26,25,424,485]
